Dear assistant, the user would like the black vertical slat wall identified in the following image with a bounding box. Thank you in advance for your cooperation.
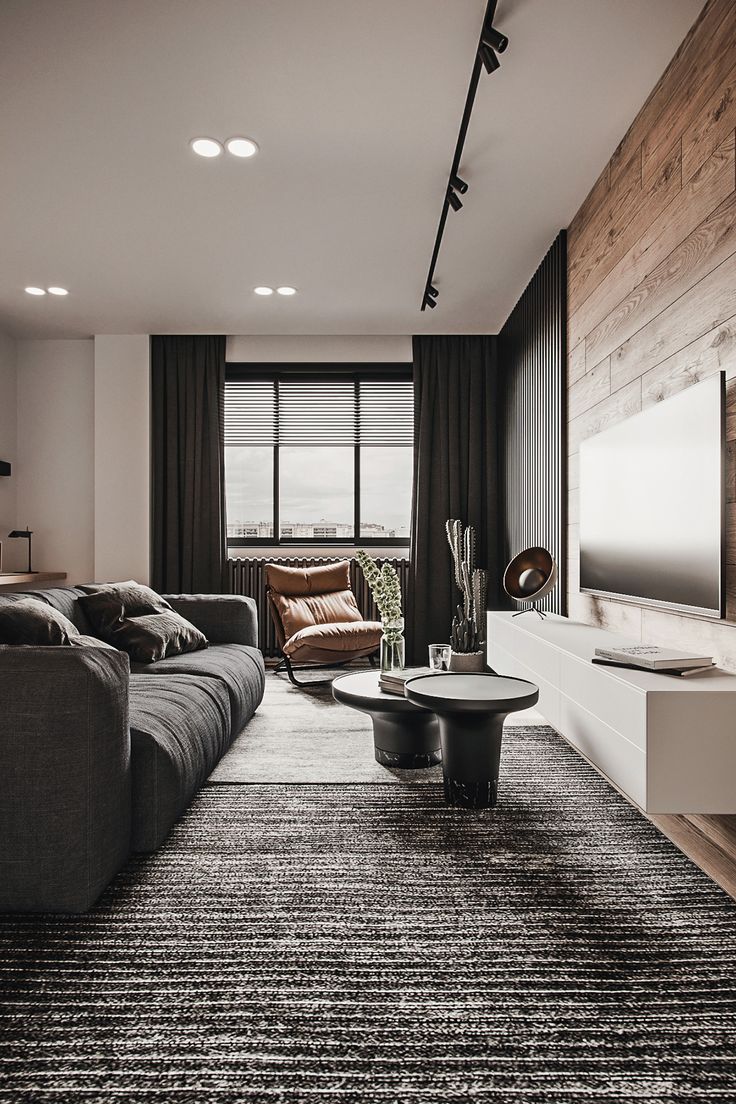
[498,231,567,615]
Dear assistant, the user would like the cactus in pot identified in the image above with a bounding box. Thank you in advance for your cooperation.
[446,519,488,671]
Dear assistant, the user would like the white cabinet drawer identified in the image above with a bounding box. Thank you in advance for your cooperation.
[559,654,646,751]
[489,617,560,688]
[559,696,646,809]
[490,641,560,729]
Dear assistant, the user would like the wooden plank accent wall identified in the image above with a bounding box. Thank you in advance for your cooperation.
[567,0,736,664]
[500,232,567,614]
[566,0,736,891]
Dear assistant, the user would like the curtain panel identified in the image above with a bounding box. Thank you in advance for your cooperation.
[408,335,500,663]
[151,335,226,593]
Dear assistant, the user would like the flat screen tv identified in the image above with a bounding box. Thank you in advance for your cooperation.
[579,372,725,618]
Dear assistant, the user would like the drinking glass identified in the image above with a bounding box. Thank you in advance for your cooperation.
[428,644,452,672]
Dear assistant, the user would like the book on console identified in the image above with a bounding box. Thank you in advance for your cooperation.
[591,657,716,678]
[379,667,432,696]
[594,644,713,670]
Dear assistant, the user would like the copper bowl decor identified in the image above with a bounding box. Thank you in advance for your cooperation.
[503,547,558,618]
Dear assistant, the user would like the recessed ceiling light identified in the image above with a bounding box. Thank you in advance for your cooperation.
[47,286,69,296]
[276,286,297,296]
[254,286,274,296]
[190,137,223,158]
[25,287,46,295]
[226,137,259,158]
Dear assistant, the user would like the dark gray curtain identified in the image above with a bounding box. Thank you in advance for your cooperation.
[408,335,499,663]
[151,335,226,593]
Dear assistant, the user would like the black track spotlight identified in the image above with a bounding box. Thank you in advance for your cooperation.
[482,25,508,53]
[479,42,500,74]
[427,284,439,299]
[451,174,468,195]
[447,187,463,212]
[422,292,437,310]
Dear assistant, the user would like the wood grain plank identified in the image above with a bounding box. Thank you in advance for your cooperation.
[610,248,736,389]
[641,0,736,186]
[649,813,736,900]
[568,452,580,492]
[570,142,681,317]
[568,591,643,637]
[568,357,611,420]
[568,146,643,310]
[568,339,586,386]
[642,607,736,670]
[683,63,736,181]
[570,133,735,343]
[586,191,736,368]
[609,0,733,184]
[641,314,736,410]
[567,378,641,455]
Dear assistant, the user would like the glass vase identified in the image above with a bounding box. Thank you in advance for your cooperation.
[380,617,405,673]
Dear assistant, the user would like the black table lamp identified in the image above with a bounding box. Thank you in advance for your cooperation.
[8,529,33,573]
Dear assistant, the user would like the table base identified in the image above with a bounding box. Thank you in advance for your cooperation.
[439,713,505,809]
[372,713,441,771]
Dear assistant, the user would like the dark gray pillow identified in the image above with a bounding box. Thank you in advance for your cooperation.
[78,582,207,664]
[0,599,79,645]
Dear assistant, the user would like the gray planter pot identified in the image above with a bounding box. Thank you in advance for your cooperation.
[449,650,486,673]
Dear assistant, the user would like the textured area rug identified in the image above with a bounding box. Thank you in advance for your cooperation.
[211,667,544,782]
[2,727,736,1103]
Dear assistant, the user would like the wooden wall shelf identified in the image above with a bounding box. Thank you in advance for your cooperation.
[0,572,67,589]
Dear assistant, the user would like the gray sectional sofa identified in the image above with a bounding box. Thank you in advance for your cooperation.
[0,586,265,914]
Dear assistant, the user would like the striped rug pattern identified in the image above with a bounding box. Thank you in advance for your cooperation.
[1,725,736,1103]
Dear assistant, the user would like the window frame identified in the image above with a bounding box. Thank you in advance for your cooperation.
[225,363,412,548]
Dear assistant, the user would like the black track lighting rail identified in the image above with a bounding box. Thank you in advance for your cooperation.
[420,0,500,311]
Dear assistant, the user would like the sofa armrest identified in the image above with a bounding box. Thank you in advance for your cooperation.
[0,646,132,913]
[162,593,259,647]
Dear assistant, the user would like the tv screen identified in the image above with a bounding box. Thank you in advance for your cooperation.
[579,373,724,618]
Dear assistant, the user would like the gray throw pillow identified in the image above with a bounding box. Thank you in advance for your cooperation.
[0,599,80,645]
[78,581,207,663]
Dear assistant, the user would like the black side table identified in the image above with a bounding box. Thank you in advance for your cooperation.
[405,673,539,807]
[332,671,441,768]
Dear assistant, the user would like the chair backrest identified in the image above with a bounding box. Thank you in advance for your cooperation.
[265,561,362,644]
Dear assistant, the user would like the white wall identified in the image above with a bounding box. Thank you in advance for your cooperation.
[15,339,95,583]
[0,332,20,570]
[226,335,412,363]
[94,336,150,584]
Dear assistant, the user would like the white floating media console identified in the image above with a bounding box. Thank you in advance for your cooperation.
[487,611,736,814]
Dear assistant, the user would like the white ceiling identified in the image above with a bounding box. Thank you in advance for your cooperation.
[0,0,702,339]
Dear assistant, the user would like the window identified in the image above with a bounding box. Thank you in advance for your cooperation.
[224,366,413,545]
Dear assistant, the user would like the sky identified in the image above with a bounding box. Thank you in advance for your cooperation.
[225,446,412,529]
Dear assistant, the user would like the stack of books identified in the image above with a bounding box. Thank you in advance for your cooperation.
[379,666,432,696]
[592,645,715,678]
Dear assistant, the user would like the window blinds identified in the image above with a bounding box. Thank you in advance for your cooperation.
[224,376,413,448]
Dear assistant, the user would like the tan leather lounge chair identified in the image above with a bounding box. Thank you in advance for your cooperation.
[265,560,382,686]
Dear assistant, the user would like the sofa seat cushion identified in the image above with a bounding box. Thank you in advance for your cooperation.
[132,643,265,736]
[128,673,231,852]
[284,620,381,663]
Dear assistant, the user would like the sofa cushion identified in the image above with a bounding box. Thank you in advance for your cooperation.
[128,673,231,852]
[284,620,381,661]
[132,643,265,735]
[79,582,207,663]
[0,598,80,645]
[14,586,94,635]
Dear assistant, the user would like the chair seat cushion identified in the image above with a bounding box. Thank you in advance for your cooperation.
[284,620,381,663]
[132,643,265,736]
[128,673,231,852]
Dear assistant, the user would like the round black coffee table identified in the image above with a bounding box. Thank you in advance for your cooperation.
[405,673,539,808]
[332,671,441,769]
